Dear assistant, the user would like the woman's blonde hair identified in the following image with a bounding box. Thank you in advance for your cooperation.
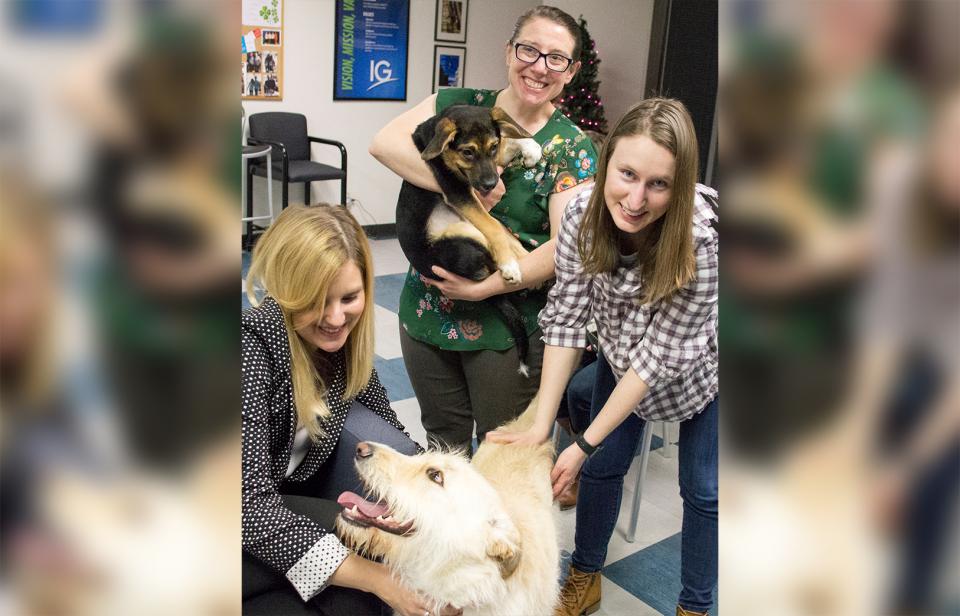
[0,174,59,411]
[578,98,699,304]
[245,205,375,439]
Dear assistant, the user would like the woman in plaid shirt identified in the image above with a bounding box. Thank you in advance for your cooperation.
[489,99,718,616]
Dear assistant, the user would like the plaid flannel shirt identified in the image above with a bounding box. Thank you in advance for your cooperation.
[540,184,719,422]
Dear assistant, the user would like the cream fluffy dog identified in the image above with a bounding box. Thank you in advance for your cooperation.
[335,401,558,615]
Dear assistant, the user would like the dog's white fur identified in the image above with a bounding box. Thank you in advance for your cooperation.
[335,400,558,615]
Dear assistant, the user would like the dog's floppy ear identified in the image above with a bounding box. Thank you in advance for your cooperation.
[421,117,458,160]
[491,107,531,140]
[486,516,522,579]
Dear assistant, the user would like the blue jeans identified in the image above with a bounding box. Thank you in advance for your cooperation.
[559,354,596,434]
[570,353,718,613]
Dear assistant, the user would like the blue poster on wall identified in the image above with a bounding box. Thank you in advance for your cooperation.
[334,0,409,101]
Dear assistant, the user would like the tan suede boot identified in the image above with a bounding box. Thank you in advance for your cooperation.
[676,606,709,616]
[554,565,601,616]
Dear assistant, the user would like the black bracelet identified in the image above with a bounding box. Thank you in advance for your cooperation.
[575,433,600,457]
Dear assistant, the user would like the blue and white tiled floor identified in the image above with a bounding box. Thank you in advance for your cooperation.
[243,237,688,615]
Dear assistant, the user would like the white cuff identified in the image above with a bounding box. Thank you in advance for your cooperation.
[286,534,350,601]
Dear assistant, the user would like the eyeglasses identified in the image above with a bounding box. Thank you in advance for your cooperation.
[513,43,573,72]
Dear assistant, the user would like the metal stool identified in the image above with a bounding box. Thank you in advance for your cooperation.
[242,143,274,248]
[551,416,661,543]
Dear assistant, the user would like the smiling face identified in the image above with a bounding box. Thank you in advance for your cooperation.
[505,17,579,109]
[603,134,677,248]
[292,261,365,353]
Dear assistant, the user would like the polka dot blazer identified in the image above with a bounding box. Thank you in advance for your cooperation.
[241,296,417,601]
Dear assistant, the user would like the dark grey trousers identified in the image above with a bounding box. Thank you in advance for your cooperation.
[281,402,420,499]
[399,324,544,452]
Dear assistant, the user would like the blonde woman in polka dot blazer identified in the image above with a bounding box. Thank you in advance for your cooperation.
[242,205,459,616]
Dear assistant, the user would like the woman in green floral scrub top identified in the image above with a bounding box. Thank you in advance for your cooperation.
[401,88,596,352]
[370,6,597,452]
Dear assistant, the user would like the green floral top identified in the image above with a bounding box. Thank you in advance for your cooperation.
[398,88,598,351]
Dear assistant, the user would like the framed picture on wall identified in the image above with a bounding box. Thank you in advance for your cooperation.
[433,45,465,92]
[434,0,467,43]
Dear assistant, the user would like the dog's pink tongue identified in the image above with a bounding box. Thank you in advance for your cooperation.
[337,491,389,518]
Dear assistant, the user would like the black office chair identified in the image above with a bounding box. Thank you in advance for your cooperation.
[246,112,347,211]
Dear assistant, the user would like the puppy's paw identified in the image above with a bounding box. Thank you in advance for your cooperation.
[500,260,522,285]
[518,139,542,167]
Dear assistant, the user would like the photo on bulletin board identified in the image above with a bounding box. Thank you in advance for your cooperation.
[245,73,263,97]
[264,51,278,73]
[245,51,262,74]
[434,0,467,43]
[262,29,281,46]
[263,73,280,97]
[433,45,465,93]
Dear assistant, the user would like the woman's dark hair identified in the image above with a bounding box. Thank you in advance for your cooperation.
[509,5,582,62]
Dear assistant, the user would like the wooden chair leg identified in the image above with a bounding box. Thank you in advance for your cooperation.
[304,182,310,205]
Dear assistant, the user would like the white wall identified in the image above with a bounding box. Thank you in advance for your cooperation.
[546,0,654,126]
[461,0,529,90]
[243,0,654,226]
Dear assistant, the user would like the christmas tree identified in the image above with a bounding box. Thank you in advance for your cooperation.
[557,16,607,134]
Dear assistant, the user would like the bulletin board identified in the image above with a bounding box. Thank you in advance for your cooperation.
[242,0,284,101]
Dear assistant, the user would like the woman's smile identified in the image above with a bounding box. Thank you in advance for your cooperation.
[618,203,648,223]
[521,76,548,91]
[293,261,365,353]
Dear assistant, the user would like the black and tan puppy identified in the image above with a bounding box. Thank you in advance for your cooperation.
[396,105,541,374]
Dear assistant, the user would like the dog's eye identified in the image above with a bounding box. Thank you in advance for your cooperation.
[426,468,444,487]
[459,149,475,160]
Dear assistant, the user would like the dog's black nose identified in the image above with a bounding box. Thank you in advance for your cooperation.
[356,442,373,459]
[478,176,498,193]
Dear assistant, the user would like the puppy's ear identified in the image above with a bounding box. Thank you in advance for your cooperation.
[491,107,531,140]
[422,117,458,160]
[486,517,522,579]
